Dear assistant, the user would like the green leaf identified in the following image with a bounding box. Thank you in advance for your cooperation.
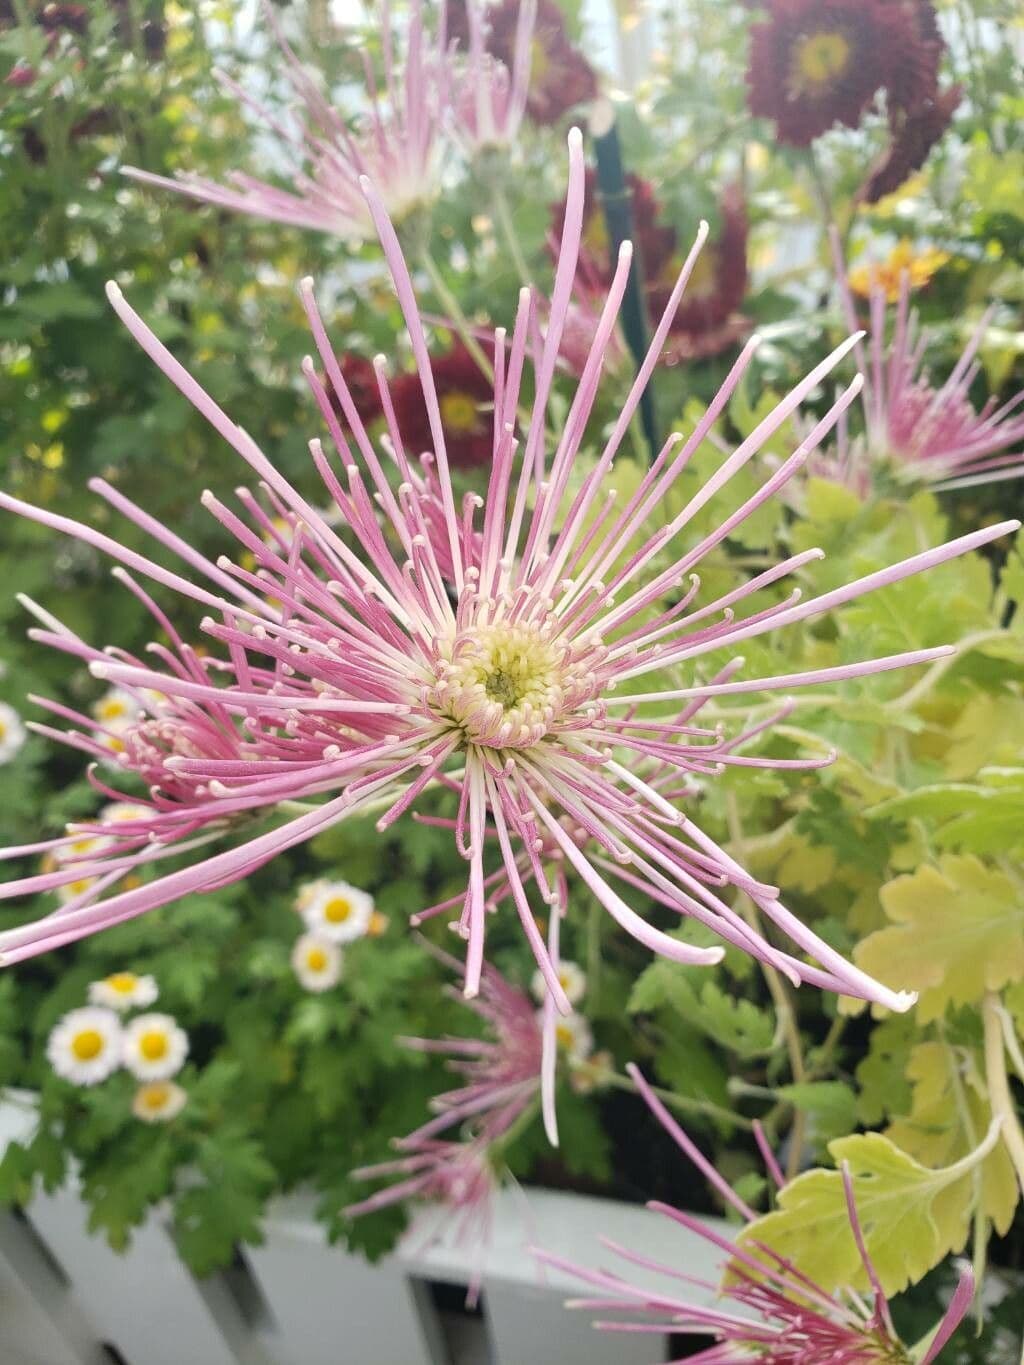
[886,1042,1018,1236]
[776,1082,858,1145]
[854,856,1024,1023]
[735,1126,1000,1297]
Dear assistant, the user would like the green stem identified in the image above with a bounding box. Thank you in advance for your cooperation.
[943,1038,987,1329]
[491,182,533,288]
[605,1070,752,1131]
[725,794,807,1177]
[983,993,1024,1200]
[418,248,494,382]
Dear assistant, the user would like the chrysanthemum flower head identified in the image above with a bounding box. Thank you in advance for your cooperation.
[451,0,596,126]
[391,343,495,469]
[831,228,1024,491]
[88,970,159,1011]
[291,931,343,992]
[299,878,374,943]
[47,1006,122,1086]
[132,1080,187,1123]
[346,951,544,1277]
[123,0,450,240]
[0,131,1017,1034]
[451,0,536,153]
[534,1062,975,1364]
[0,701,26,765]
[122,1012,188,1081]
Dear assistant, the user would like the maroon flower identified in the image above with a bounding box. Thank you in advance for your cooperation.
[876,0,944,111]
[391,344,494,470]
[746,0,894,145]
[5,62,36,86]
[450,0,597,125]
[329,354,384,431]
[649,183,749,341]
[859,82,962,203]
[551,168,676,291]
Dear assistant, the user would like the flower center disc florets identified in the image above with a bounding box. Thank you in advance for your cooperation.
[429,617,601,750]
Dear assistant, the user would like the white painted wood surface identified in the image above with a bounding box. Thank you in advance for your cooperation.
[0,1099,728,1364]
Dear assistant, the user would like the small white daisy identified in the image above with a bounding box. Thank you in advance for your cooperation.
[99,801,153,825]
[292,933,343,992]
[531,960,587,1006]
[91,686,141,754]
[132,1081,187,1123]
[0,702,27,766]
[300,879,374,943]
[122,1013,189,1081]
[47,1007,123,1086]
[548,1010,594,1064]
[88,972,159,1012]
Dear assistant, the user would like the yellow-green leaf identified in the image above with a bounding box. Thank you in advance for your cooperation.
[735,1127,998,1297]
[854,856,1024,1023]
[886,1042,1018,1236]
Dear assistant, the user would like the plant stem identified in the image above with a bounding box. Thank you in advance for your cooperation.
[491,181,533,288]
[605,1070,752,1131]
[418,247,494,382]
[983,993,1024,1201]
[725,793,807,1178]
[943,1037,987,1329]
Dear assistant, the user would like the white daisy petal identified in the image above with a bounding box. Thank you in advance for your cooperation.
[300,879,374,944]
[291,932,342,992]
[88,972,159,1012]
[0,702,27,766]
[132,1081,187,1123]
[47,1007,123,1086]
[531,960,586,1006]
[122,1013,189,1081]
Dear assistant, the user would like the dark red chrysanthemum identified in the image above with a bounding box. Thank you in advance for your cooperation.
[391,345,493,470]
[746,0,893,145]
[550,169,677,291]
[859,82,961,203]
[450,0,596,125]
[875,0,944,110]
[328,354,384,431]
[649,183,749,339]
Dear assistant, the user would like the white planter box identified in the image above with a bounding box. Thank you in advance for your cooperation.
[0,1098,728,1365]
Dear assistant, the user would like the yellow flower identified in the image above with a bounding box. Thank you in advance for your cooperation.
[849,241,950,303]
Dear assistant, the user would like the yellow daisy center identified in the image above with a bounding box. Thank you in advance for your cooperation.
[790,31,850,94]
[323,897,352,924]
[71,1029,104,1061]
[440,391,481,435]
[0,720,7,742]
[555,1024,575,1050]
[97,698,129,722]
[139,1083,171,1111]
[305,946,329,972]
[139,1030,169,1061]
[106,973,139,995]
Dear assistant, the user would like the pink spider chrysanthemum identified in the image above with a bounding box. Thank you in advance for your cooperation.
[451,0,536,152]
[831,228,1024,492]
[534,1063,975,1364]
[344,951,547,1293]
[0,134,1018,1024]
[123,0,449,240]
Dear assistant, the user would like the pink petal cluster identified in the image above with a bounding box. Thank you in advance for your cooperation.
[535,1063,974,1364]
[451,0,536,152]
[0,134,1018,1033]
[345,950,545,1293]
[831,229,1024,492]
[124,0,452,240]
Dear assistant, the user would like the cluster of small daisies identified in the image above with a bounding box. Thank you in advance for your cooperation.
[530,960,592,1065]
[46,972,189,1123]
[290,878,384,993]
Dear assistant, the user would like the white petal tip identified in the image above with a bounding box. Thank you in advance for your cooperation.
[104,281,123,303]
[890,991,918,1013]
[567,126,583,150]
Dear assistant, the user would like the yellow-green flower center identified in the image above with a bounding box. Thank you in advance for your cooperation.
[440,391,481,435]
[790,31,850,95]
[323,897,351,924]
[106,973,138,995]
[306,946,329,972]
